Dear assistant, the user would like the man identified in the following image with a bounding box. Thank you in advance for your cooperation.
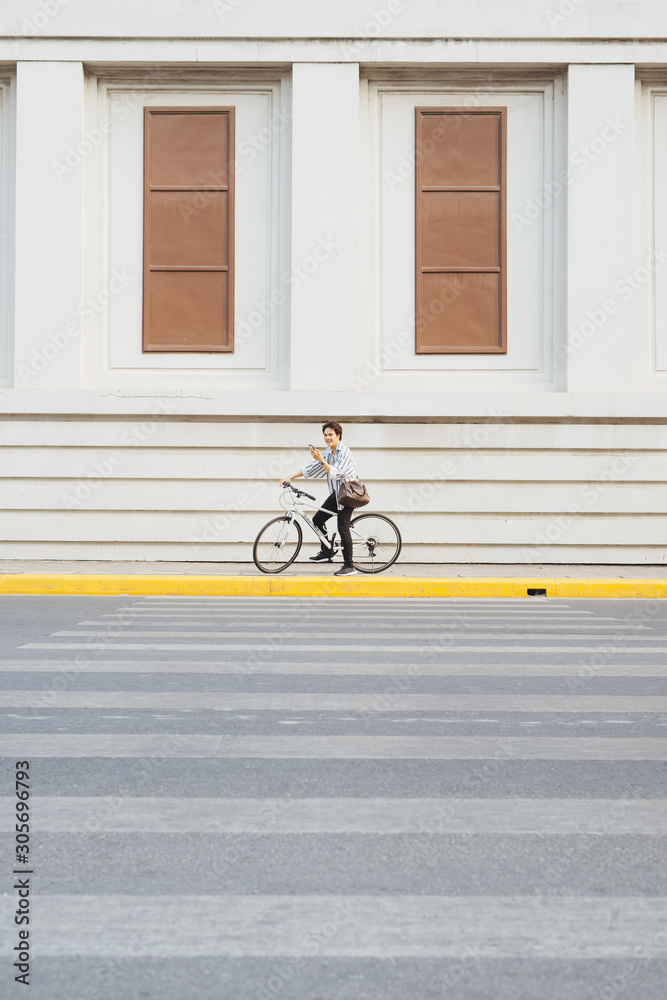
[282,420,358,576]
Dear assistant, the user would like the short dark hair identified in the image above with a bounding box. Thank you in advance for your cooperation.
[322,420,343,440]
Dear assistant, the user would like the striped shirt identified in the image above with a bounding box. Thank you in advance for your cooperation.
[301,442,358,511]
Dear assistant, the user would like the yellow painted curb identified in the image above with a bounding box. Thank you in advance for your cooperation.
[0,574,666,598]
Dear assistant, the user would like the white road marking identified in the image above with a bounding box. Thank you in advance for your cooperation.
[1,796,664,835]
[2,734,666,759]
[3,894,664,958]
[1,691,665,713]
[1,660,663,675]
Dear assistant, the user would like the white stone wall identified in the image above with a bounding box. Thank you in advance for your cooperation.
[0,1,666,563]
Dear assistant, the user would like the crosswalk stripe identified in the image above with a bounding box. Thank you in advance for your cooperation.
[1,659,663,674]
[137,598,588,604]
[22,642,667,653]
[2,691,666,712]
[94,611,606,619]
[51,628,662,639]
[2,734,666,759]
[1,659,663,675]
[70,621,655,633]
[104,598,599,606]
[4,894,665,958]
[133,602,601,612]
[1,796,664,834]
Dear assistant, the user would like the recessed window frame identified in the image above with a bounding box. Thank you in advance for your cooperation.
[0,74,13,385]
[414,105,507,355]
[142,105,235,354]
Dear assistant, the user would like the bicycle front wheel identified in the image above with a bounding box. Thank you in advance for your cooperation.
[350,513,402,573]
[253,516,303,573]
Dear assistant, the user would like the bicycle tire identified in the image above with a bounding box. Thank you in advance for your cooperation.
[253,516,303,573]
[350,513,402,573]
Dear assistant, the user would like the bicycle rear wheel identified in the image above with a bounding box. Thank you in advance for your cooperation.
[350,513,402,573]
[253,516,303,573]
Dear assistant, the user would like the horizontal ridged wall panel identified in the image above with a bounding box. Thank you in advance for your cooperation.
[0,511,665,546]
[0,541,664,565]
[1,422,667,449]
[2,449,666,482]
[1,481,667,515]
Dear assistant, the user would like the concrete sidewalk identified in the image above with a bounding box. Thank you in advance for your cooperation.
[1,560,667,578]
[0,560,666,598]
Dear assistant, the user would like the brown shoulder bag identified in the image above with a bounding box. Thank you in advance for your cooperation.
[338,480,370,508]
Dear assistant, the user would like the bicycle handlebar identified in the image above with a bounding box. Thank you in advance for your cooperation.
[281,481,316,501]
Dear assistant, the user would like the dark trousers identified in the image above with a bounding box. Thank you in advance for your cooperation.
[313,491,353,567]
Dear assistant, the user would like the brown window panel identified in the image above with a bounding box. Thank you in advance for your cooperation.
[415,107,507,354]
[143,107,235,352]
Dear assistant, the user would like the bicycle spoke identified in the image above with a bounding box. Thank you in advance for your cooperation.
[350,514,402,574]
[253,517,302,573]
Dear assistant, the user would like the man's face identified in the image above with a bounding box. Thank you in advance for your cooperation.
[323,428,339,448]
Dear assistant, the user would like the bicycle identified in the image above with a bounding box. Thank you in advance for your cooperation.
[253,482,402,574]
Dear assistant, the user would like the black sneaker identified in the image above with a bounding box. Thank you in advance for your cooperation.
[309,551,332,562]
[334,566,357,576]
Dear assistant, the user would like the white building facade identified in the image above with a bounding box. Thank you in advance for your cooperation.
[0,0,666,564]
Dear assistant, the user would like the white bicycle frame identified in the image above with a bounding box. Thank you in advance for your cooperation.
[278,487,340,551]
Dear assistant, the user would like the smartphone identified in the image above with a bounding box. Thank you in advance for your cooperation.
[308,443,315,450]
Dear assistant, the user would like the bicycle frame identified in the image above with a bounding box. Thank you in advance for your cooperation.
[279,489,338,550]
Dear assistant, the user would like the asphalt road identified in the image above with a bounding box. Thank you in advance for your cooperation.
[0,595,666,999]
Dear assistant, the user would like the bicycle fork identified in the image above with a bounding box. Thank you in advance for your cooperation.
[274,514,295,549]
